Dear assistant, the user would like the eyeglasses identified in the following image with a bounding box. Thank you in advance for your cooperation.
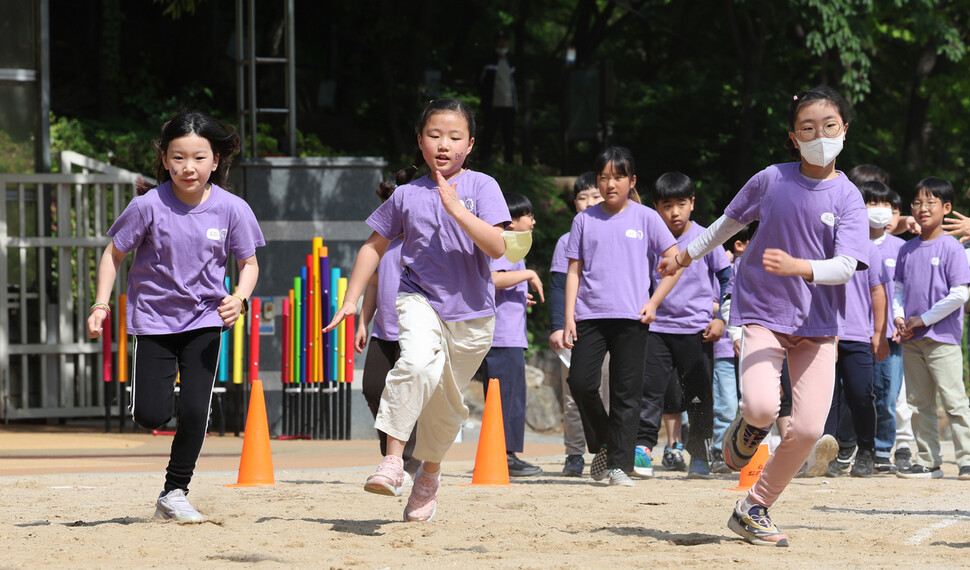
[910,199,941,210]
[792,121,844,142]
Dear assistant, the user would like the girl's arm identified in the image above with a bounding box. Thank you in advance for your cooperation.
[640,245,682,323]
[563,259,582,348]
[492,269,545,302]
[660,215,745,277]
[87,241,128,338]
[435,171,506,259]
[218,254,259,326]
[355,274,380,353]
[324,231,390,332]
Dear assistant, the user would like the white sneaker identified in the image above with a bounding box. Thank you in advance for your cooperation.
[608,469,634,487]
[154,489,204,522]
[803,434,838,477]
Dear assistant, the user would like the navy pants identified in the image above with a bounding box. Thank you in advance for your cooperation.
[481,347,527,453]
[824,339,876,450]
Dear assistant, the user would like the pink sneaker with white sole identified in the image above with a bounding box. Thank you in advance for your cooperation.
[404,464,440,522]
[364,455,406,496]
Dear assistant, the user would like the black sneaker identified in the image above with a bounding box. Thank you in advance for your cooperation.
[709,447,732,474]
[590,447,609,481]
[896,464,943,479]
[850,447,874,478]
[662,443,687,472]
[894,447,913,471]
[562,454,584,477]
[959,466,970,481]
[873,455,898,475]
[825,445,854,477]
[507,452,542,477]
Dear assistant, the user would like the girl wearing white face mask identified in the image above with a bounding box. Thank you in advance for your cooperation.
[657,86,870,546]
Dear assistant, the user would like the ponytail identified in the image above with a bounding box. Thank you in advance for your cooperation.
[395,150,426,186]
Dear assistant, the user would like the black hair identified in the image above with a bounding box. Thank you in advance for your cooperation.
[847,164,890,186]
[914,176,954,205]
[573,171,597,199]
[149,110,240,194]
[651,171,694,202]
[784,86,854,159]
[395,98,476,187]
[504,192,533,219]
[594,146,636,180]
[376,176,396,203]
[889,189,903,211]
[859,181,894,205]
[728,221,758,255]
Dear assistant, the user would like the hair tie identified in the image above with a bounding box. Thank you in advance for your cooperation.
[793,95,799,101]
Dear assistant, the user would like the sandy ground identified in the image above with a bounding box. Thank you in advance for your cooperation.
[1,428,969,568]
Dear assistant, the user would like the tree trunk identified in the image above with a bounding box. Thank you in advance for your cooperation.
[901,45,938,175]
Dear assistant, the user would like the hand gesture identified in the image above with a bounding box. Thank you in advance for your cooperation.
[702,318,725,342]
[658,253,687,278]
[527,270,545,303]
[638,301,658,324]
[217,295,245,326]
[763,248,800,277]
[324,301,357,333]
[944,210,970,243]
[436,170,465,219]
[894,316,913,340]
[87,310,107,339]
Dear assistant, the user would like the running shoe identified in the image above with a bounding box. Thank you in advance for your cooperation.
[507,452,542,477]
[896,464,943,479]
[722,416,770,471]
[663,442,687,472]
[709,447,732,474]
[894,447,913,471]
[404,464,440,522]
[154,489,204,523]
[959,466,970,481]
[825,445,854,477]
[873,456,897,475]
[687,458,712,479]
[365,455,406,496]
[608,469,634,487]
[590,447,610,481]
[800,434,839,477]
[728,501,790,547]
[562,454,585,477]
[632,446,653,478]
[850,447,875,478]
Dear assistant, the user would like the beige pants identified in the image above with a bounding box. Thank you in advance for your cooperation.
[902,337,970,468]
[375,293,494,463]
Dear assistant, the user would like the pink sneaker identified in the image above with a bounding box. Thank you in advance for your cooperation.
[364,455,406,496]
[403,465,440,522]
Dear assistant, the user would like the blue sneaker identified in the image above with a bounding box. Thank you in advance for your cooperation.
[562,454,584,477]
[687,458,712,479]
[633,446,653,478]
[728,501,789,546]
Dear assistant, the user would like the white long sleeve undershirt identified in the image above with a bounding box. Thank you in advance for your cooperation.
[893,281,970,325]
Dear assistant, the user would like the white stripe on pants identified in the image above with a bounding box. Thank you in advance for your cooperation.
[375,293,494,464]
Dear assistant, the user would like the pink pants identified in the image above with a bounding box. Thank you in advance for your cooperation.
[739,324,836,508]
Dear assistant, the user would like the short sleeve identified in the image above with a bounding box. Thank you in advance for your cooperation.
[645,208,676,255]
[228,199,265,260]
[473,175,512,227]
[724,168,769,224]
[867,244,887,287]
[367,193,404,240]
[564,213,585,261]
[946,240,970,287]
[834,191,870,271]
[107,198,148,254]
[705,241,731,274]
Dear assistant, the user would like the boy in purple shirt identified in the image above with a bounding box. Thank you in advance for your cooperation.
[481,193,545,477]
[636,172,731,479]
[893,177,970,480]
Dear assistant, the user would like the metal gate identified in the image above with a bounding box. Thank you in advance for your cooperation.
[0,152,143,420]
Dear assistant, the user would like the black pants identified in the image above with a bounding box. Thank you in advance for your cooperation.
[361,337,420,474]
[130,327,221,493]
[825,339,876,449]
[566,319,649,472]
[481,347,527,453]
[638,331,714,462]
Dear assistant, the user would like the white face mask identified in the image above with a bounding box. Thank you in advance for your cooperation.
[797,135,844,167]
[868,206,892,229]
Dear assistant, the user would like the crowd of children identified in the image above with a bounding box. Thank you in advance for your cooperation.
[116,91,970,548]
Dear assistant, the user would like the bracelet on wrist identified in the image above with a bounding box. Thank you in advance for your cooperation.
[674,253,686,268]
[90,302,111,316]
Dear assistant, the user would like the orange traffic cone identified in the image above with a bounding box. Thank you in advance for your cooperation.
[728,442,770,491]
[225,379,275,487]
[466,378,510,486]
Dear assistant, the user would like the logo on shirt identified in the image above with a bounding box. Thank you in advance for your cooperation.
[206,228,223,241]
[820,212,836,227]
[884,258,896,268]
[931,257,940,266]
[625,229,644,240]
[461,198,476,214]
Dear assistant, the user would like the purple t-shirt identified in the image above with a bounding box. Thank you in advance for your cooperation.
[366,170,511,322]
[108,181,265,335]
[713,256,736,359]
[876,234,905,339]
[842,241,888,343]
[371,238,403,342]
[894,234,970,346]
[551,233,570,273]
[490,257,528,348]
[565,202,677,321]
[649,222,730,334]
[724,163,870,337]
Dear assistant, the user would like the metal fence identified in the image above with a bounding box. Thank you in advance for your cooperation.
[0,153,143,420]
